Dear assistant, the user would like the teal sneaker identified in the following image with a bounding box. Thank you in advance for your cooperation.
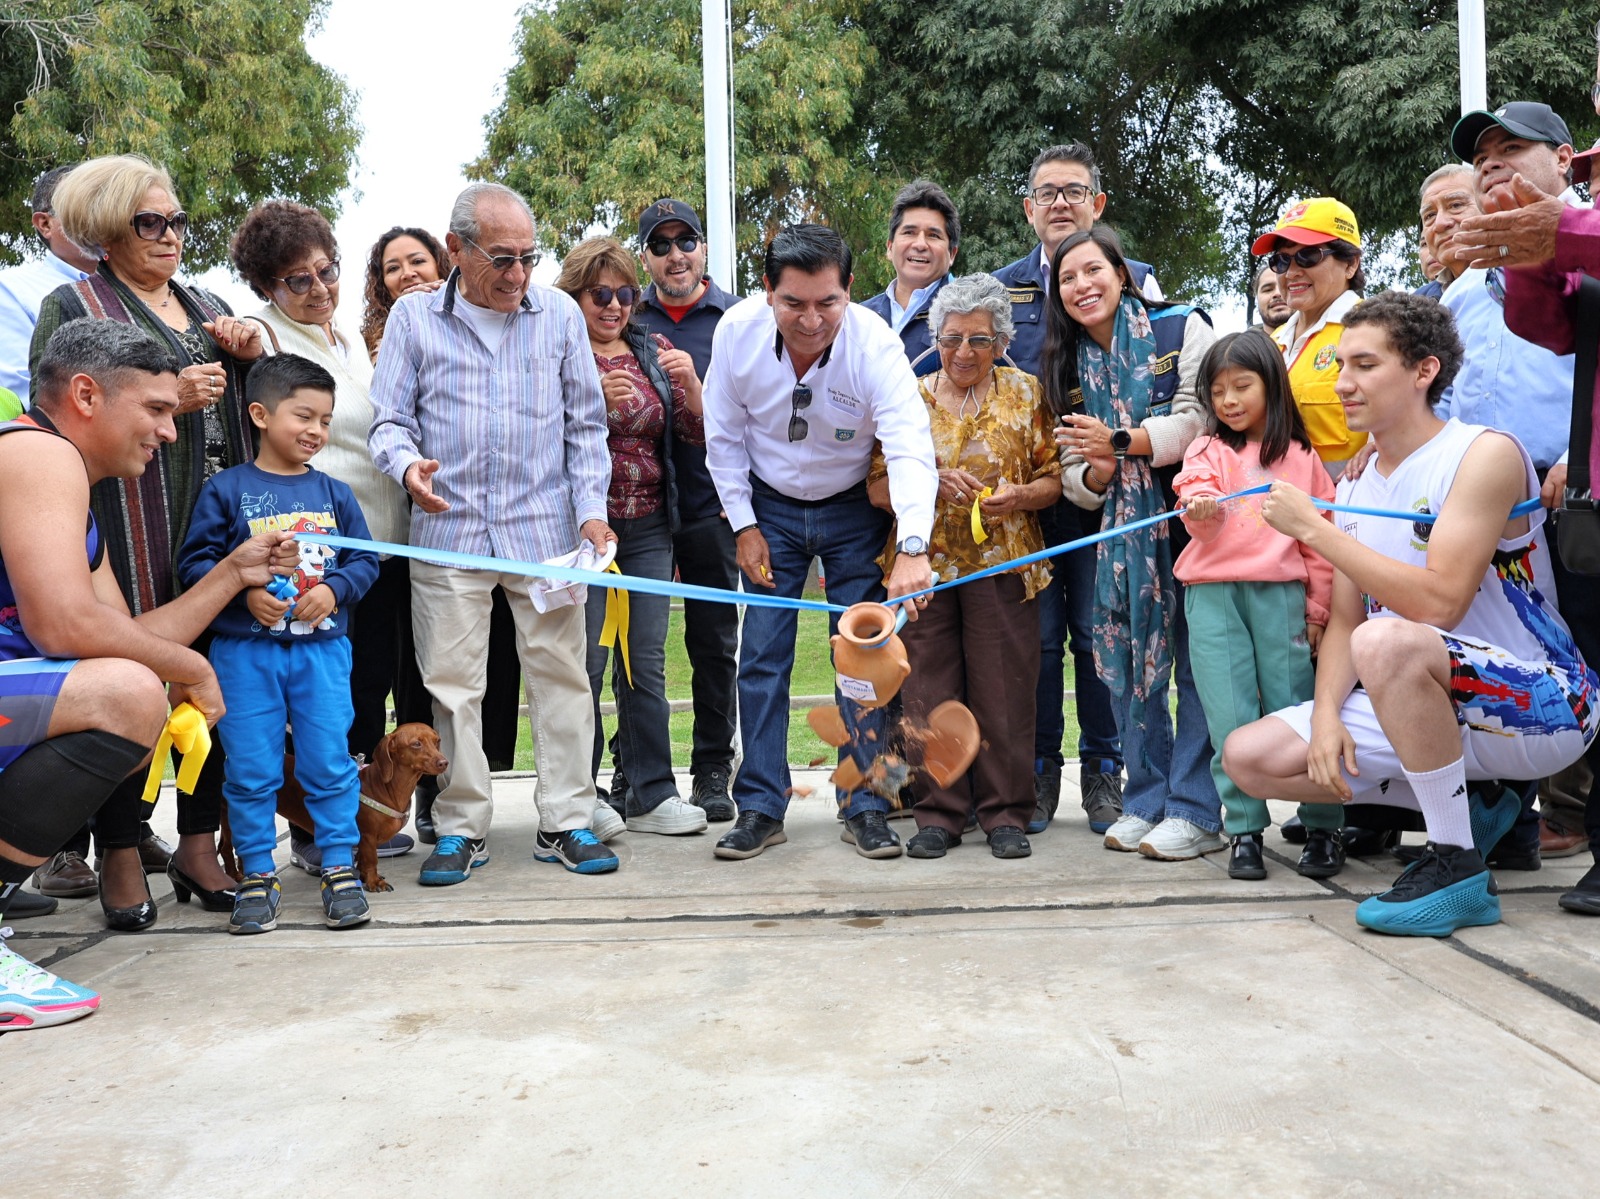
[0,927,99,1029]
[1356,843,1500,937]
[229,872,282,935]
[319,866,371,929]
[1468,783,1519,857]
[418,836,489,886]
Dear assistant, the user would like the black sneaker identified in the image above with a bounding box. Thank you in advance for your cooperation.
[840,810,902,859]
[418,836,489,886]
[1559,861,1600,915]
[534,828,619,874]
[713,811,787,859]
[414,775,439,845]
[1027,761,1063,834]
[690,768,736,822]
[1079,768,1123,834]
[1228,833,1266,880]
[907,826,959,858]
[320,866,371,929]
[606,768,630,818]
[987,825,1031,859]
[229,873,281,935]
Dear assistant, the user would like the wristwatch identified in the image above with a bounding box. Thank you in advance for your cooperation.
[897,535,928,557]
[1111,428,1132,460]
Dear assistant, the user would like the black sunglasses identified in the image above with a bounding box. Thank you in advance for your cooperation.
[130,210,189,242]
[646,234,700,257]
[464,237,540,273]
[273,260,341,296]
[1268,245,1337,274]
[585,285,641,307]
[787,383,812,443]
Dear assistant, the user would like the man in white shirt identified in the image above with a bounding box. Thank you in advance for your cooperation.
[703,223,937,860]
[0,166,98,396]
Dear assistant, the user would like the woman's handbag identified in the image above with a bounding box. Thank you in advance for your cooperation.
[1558,275,1600,574]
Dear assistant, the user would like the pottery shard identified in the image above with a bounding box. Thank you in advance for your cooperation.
[832,757,866,790]
[806,704,851,747]
[922,701,981,787]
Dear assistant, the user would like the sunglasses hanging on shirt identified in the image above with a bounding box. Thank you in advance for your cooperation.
[787,383,813,443]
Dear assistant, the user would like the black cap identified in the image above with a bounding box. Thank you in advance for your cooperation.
[638,198,704,245]
[1450,102,1574,162]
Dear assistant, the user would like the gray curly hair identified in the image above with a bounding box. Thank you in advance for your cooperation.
[929,272,1015,342]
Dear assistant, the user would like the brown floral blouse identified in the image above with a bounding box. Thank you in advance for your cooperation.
[869,367,1060,600]
[593,333,705,520]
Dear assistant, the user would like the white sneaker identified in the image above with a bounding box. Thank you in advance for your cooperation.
[1138,817,1227,860]
[1104,814,1158,852]
[591,800,626,842]
[625,796,709,835]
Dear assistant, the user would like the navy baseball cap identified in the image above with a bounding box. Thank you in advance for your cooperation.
[638,198,705,245]
[1450,102,1574,161]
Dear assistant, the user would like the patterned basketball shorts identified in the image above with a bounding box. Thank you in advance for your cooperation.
[0,658,77,771]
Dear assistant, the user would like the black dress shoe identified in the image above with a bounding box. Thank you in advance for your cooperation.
[1487,835,1542,872]
[841,810,902,859]
[907,826,960,858]
[713,811,787,860]
[414,777,439,845]
[167,861,236,912]
[1559,862,1600,915]
[1297,827,1347,878]
[1342,826,1400,857]
[99,873,157,932]
[4,888,58,919]
[1228,833,1266,880]
[137,831,175,874]
[1280,815,1308,845]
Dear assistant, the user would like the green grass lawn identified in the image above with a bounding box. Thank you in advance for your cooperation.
[513,606,1081,772]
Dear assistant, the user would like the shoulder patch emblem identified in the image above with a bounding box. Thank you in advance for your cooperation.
[1313,344,1337,370]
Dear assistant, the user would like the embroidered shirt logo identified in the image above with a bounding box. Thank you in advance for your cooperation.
[834,428,856,442]
[1313,344,1337,370]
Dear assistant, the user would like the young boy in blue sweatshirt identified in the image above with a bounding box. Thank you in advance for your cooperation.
[177,354,379,933]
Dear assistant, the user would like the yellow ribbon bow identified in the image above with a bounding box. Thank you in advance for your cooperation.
[599,561,633,688]
[969,486,995,544]
[141,703,211,807]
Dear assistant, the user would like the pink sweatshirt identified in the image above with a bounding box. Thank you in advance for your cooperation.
[1173,435,1335,627]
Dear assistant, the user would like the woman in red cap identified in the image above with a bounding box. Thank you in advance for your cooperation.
[1251,198,1367,478]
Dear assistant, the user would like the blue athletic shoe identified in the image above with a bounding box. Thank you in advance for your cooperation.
[418,836,489,886]
[1468,783,1519,857]
[1356,843,1501,937]
[534,828,619,875]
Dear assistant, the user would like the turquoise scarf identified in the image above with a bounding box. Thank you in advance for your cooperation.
[1078,296,1173,703]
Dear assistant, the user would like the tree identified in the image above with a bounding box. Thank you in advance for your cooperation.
[0,0,360,269]
[474,0,879,293]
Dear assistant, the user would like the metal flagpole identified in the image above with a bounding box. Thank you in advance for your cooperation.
[1458,0,1487,115]
[702,0,736,287]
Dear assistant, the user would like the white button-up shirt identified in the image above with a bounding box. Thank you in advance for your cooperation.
[704,296,937,542]
[0,251,88,395]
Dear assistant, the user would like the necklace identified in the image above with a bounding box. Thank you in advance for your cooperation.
[937,369,991,419]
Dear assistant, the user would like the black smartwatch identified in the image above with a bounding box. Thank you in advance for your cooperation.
[1111,428,1133,460]
[897,535,928,557]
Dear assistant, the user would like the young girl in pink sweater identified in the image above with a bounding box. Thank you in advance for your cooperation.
[1175,330,1342,882]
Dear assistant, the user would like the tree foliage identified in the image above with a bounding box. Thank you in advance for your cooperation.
[0,0,360,269]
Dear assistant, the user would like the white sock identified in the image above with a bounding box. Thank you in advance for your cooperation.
[1403,759,1472,849]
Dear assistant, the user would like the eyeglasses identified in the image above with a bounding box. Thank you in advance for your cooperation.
[585,285,641,307]
[1029,183,1096,206]
[934,333,1001,351]
[273,260,341,295]
[787,383,812,443]
[1268,245,1338,274]
[130,210,189,241]
[463,237,540,273]
[646,234,700,257]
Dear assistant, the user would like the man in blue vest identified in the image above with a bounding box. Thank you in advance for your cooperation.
[631,198,743,822]
[861,180,959,377]
[992,142,1161,837]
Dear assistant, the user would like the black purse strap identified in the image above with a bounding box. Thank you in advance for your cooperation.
[1567,274,1600,497]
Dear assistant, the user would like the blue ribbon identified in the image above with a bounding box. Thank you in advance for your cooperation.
[298,486,1545,615]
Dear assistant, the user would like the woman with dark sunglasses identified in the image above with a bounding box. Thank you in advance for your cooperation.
[27,155,267,928]
[555,236,709,838]
[1250,197,1368,477]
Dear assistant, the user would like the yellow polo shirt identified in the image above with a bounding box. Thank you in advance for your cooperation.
[1274,289,1365,464]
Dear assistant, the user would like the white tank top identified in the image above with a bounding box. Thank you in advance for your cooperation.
[1335,419,1580,669]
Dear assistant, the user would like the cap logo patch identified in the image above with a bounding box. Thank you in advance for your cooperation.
[1283,202,1309,222]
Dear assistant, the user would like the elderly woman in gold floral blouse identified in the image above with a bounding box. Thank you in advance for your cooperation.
[868,272,1061,860]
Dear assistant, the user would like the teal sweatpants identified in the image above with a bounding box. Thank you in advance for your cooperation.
[1184,580,1343,836]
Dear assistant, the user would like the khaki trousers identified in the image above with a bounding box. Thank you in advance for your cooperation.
[411,561,595,840]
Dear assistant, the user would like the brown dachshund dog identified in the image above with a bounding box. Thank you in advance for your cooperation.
[219,723,447,892]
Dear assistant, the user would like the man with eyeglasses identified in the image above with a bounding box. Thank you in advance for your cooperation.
[702,223,937,861]
[0,166,97,399]
[370,181,621,882]
[992,142,1161,840]
[861,179,961,376]
[631,198,742,823]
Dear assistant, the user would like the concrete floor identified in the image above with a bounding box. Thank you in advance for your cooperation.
[6,772,1600,1197]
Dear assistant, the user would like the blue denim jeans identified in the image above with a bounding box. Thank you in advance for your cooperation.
[585,510,677,815]
[1113,581,1222,832]
[1035,498,1121,773]
[733,480,892,821]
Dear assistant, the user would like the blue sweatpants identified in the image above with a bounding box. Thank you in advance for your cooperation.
[211,635,359,876]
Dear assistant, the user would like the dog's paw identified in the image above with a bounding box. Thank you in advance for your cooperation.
[371,878,394,893]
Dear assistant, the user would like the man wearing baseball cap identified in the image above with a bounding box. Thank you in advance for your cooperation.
[630,198,743,823]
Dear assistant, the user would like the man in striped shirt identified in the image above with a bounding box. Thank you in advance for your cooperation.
[369,182,620,880]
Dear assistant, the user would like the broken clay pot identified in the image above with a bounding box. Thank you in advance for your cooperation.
[922,701,980,787]
[806,704,851,747]
[830,602,910,710]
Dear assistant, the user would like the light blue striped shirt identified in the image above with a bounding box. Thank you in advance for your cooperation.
[368,271,611,564]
